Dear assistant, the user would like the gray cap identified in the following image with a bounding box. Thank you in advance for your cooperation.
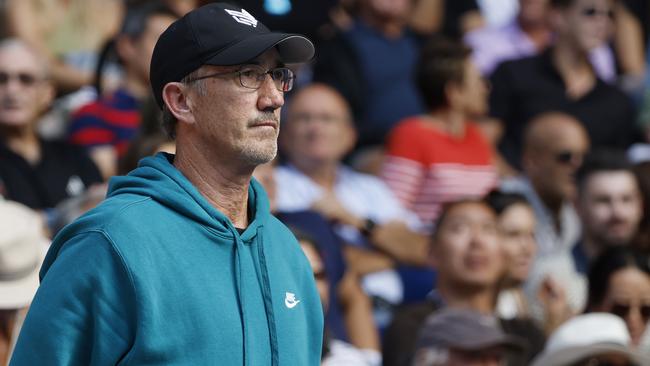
[416,308,527,352]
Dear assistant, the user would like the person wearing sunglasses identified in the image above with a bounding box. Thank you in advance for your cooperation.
[0,39,103,219]
[10,3,323,365]
[489,0,637,173]
[585,247,650,347]
[501,112,590,329]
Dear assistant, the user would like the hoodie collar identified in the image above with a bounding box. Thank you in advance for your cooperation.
[108,153,270,238]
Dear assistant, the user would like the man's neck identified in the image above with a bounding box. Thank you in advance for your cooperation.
[437,280,496,314]
[518,17,551,50]
[581,235,604,260]
[0,124,40,165]
[359,12,405,39]
[174,143,252,229]
[551,40,595,97]
[292,159,339,191]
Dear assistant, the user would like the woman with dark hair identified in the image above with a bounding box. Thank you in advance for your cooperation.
[487,190,571,334]
[380,37,497,229]
[586,246,650,347]
[486,191,537,317]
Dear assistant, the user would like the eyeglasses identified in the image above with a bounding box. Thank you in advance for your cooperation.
[555,150,584,165]
[581,7,615,20]
[185,65,295,92]
[609,302,650,322]
[0,71,43,87]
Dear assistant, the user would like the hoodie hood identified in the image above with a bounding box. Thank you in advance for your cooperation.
[108,152,271,239]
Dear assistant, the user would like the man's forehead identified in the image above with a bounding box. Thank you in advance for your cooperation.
[0,44,45,75]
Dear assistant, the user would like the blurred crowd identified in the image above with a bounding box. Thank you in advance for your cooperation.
[1,0,650,365]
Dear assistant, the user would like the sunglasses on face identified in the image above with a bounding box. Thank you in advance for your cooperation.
[581,7,615,20]
[610,302,650,322]
[0,71,42,87]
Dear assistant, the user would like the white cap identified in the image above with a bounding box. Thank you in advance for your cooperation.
[531,313,650,366]
[0,198,48,309]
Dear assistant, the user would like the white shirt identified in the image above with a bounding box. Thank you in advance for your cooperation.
[275,164,421,230]
[275,164,423,307]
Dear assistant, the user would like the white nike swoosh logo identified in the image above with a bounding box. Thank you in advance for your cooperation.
[285,298,300,309]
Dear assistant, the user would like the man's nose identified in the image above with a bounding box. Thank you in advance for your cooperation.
[257,74,284,111]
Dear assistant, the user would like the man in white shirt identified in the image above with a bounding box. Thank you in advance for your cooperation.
[276,83,429,318]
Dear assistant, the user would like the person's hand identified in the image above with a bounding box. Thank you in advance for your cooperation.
[537,276,573,334]
[311,193,363,228]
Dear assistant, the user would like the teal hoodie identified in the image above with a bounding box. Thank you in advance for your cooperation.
[10,153,323,365]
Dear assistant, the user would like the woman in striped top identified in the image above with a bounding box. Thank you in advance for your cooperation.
[381,37,497,227]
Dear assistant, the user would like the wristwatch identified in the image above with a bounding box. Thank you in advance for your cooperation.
[361,218,377,237]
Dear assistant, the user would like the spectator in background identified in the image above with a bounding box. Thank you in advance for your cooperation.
[312,0,425,148]
[0,39,102,213]
[489,0,637,170]
[381,37,497,226]
[294,230,381,366]
[412,309,527,366]
[486,191,537,318]
[465,0,616,81]
[276,84,429,324]
[0,198,48,364]
[67,3,177,179]
[573,150,643,274]
[383,199,545,366]
[503,112,588,256]
[531,313,649,366]
[585,247,650,347]
[502,113,589,327]
[487,190,573,334]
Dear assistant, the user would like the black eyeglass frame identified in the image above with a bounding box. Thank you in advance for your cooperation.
[183,65,295,92]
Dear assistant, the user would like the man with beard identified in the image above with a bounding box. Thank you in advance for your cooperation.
[573,150,643,274]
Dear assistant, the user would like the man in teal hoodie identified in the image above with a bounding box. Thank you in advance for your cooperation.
[10,3,323,365]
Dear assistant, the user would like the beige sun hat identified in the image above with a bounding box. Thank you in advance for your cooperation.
[531,313,650,366]
[0,198,49,309]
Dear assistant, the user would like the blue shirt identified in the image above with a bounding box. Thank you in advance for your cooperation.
[344,20,425,145]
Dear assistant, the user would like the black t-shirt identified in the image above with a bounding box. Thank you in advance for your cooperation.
[489,49,639,168]
[382,301,546,366]
[0,139,102,209]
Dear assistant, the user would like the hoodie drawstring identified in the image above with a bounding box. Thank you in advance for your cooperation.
[230,227,248,366]
[256,227,279,366]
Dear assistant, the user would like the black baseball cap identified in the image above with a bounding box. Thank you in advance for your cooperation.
[150,2,315,109]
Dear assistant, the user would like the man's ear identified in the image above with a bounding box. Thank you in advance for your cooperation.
[162,82,195,125]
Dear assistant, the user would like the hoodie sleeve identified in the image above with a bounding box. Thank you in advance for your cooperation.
[10,231,137,365]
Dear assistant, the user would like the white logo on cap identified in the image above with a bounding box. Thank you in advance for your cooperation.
[225,8,258,27]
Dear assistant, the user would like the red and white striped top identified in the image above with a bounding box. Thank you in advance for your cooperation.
[381,117,498,225]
